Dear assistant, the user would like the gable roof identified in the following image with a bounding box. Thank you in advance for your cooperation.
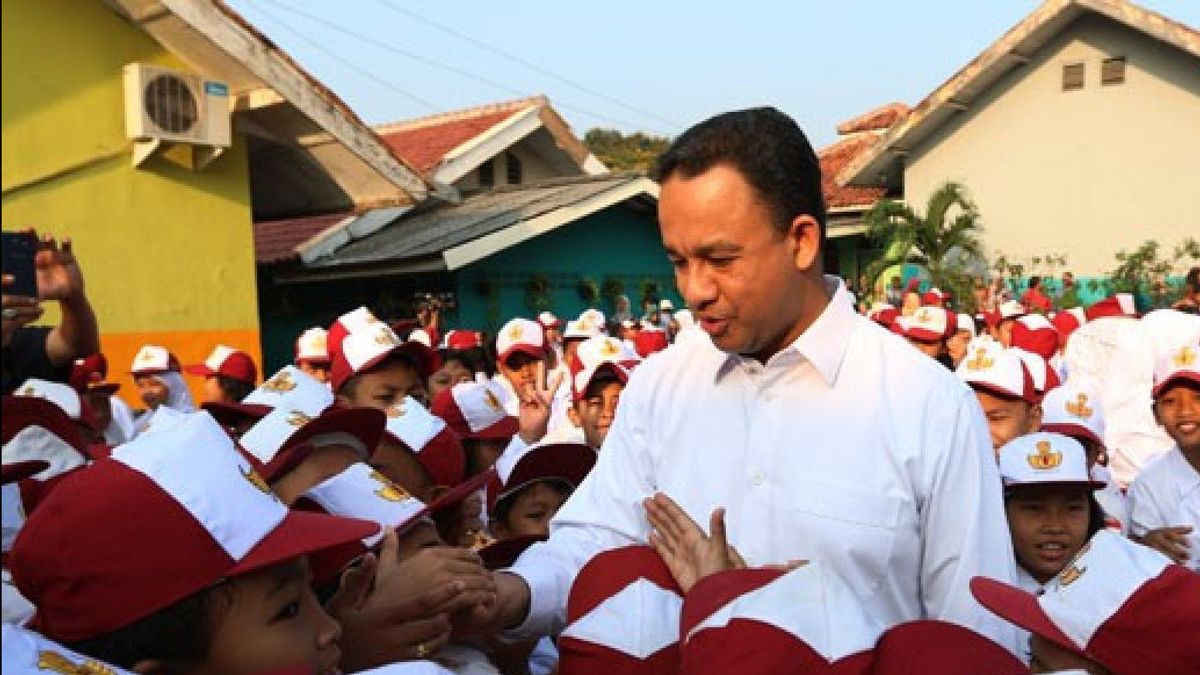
[839,0,1200,188]
[101,0,438,218]
[378,97,543,175]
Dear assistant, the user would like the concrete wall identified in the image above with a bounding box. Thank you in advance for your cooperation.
[2,0,261,404]
[904,13,1200,277]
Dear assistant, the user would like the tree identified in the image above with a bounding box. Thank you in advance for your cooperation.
[1106,238,1200,309]
[583,128,671,173]
[863,182,987,311]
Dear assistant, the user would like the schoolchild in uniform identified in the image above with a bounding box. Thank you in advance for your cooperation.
[486,441,595,540]
[329,310,436,411]
[295,327,333,384]
[956,341,1043,452]
[566,335,639,450]
[1129,342,1200,570]
[129,345,194,421]
[70,353,137,445]
[185,344,259,405]
[493,318,549,417]
[895,306,955,368]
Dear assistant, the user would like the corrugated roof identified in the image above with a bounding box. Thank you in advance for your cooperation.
[304,174,649,269]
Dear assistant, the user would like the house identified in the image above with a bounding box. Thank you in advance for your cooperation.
[838,0,1200,287]
[2,0,429,403]
[255,98,676,369]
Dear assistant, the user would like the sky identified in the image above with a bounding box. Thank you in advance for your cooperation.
[226,0,1200,148]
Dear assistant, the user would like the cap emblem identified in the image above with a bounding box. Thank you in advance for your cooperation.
[286,410,313,427]
[508,324,524,341]
[1065,393,1093,419]
[369,470,410,502]
[483,388,504,414]
[600,339,620,358]
[261,371,297,393]
[37,651,117,675]
[374,328,400,347]
[1027,440,1063,470]
[966,348,994,371]
[241,465,273,495]
[1174,346,1196,367]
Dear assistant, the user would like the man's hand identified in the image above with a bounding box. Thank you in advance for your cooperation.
[1,275,43,348]
[34,235,85,302]
[518,361,562,444]
[644,492,746,593]
[450,571,532,645]
[1140,526,1193,565]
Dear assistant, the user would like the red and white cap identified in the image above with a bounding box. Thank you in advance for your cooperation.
[921,287,947,307]
[1011,314,1058,360]
[998,299,1026,320]
[10,378,94,429]
[578,309,607,332]
[633,329,669,358]
[184,345,258,385]
[407,328,432,348]
[2,460,48,553]
[431,381,518,441]
[564,318,603,341]
[1052,307,1087,345]
[1085,293,1137,321]
[971,529,1200,675]
[1151,342,1200,399]
[441,329,484,351]
[382,397,465,488]
[896,306,953,343]
[8,411,378,642]
[558,545,684,675]
[487,442,596,515]
[496,318,547,365]
[1041,382,1106,448]
[243,366,329,409]
[956,342,1037,404]
[2,385,91,480]
[129,344,180,376]
[870,620,1027,675]
[1011,346,1058,397]
[329,322,410,393]
[327,306,385,359]
[955,313,976,337]
[679,563,881,675]
[538,311,564,329]
[997,432,1104,489]
[238,381,385,481]
[571,336,638,400]
[1,623,135,675]
[295,327,331,364]
[68,353,119,395]
[867,303,899,328]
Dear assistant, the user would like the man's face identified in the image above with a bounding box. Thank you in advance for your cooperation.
[1004,485,1091,584]
[338,361,426,410]
[660,164,819,359]
[493,481,569,540]
[135,375,170,410]
[975,390,1041,451]
[947,330,972,367]
[202,558,342,675]
[298,361,330,384]
[1153,382,1200,454]
[569,379,624,449]
[498,351,543,395]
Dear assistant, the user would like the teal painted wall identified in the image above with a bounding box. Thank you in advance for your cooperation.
[455,204,678,332]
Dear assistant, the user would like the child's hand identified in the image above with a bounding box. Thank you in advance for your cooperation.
[644,492,746,593]
[1140,526,1193,564]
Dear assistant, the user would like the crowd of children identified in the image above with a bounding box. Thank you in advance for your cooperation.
[3,252,1199,675]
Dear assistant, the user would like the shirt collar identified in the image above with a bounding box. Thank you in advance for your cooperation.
[713,276,856,387]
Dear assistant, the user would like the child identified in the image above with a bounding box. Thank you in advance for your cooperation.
[946,313,976,369]
[493,318,549,416]
[185,344,259,405]
[1129,342,1200,570]
[432,380,546,477]
[331,318,434,411]
[996,432,1107,592]
[895,306,954,368]
[129,345,194,422]
[69,353,137,445]
[8,412,378,674]
[566,335,639,450]
[294,327,333,384]
[956,341,1042,452]
[487,442,596,540]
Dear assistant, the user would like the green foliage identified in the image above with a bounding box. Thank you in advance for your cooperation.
[992,251,1069,296]
[601,276,625,310]
[577,277,600,304]
[640,278,661,306]
[1108,238,1200,308]
[524,274,552,313]
[864,181,987,312]
[584,128,672,173]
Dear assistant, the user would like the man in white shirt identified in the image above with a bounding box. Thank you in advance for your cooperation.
[464,107,1020,655]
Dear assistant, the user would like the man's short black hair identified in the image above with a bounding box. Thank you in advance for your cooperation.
[652,107,827,245]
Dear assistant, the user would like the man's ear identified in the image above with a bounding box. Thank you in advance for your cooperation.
[787,214,822,272]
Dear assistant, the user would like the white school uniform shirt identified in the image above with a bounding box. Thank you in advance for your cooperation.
[1128,445,1200,571]
[105,395,138,445]
[505,277,1021,655]
[493,374,522,417]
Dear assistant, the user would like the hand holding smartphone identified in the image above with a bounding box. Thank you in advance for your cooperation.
[2,231,39,298]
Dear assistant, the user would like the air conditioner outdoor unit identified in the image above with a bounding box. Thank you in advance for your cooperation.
[123,63,231,167]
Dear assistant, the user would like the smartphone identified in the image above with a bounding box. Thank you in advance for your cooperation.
[1,231,39,298]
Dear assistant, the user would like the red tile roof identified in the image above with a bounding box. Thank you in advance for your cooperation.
[820,133,888,209]
[835,102,910,135]
[376,97,546,175]
[254,212,350,264]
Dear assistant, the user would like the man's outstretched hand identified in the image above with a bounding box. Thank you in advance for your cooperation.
[644,492,746,593]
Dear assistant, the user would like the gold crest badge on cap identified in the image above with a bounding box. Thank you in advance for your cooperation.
[1174,345,1196,367]
[137,349,158,363]
[1027,440,1063,470]
[369,470,411,502]
[241,465,273,495]
[965,348,994,371]
[261,371,297,393]
[600,339,620,358]
[916,309,931,324]
[286,410,313,427]
[508,324,524,341]
[1065,393,1093,419]
[37,651,117,675]
[374,327,400,347]
[483,388,504,413]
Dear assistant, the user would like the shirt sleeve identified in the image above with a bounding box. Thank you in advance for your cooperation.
[1128,471,1167,538]
[918,391,1024,657]
[503,361,659,639]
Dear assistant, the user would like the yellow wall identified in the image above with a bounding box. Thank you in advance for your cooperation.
[2,0,262,404]
[905,14,1200,276]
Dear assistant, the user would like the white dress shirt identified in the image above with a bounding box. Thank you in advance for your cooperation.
[1128,445,1200,571]
[506,278,1021,654]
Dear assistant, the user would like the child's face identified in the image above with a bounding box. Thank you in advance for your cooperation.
[466,438,510,476]
[298,361,331,384]
[1154,383,1200,453]
[1029,634,1108,674]
[947,330,972,367]
[494,482,569,540]
[199,557,342,675]
[135,375,170,410]
[369,435,435,502]
[998,319,1017,347]
[569,380,623,450]
[1005,485,1091,584]
[428,360,473,402]
[203,376,229,405]
[975,390,1041,452]
[271,443,363,506]
[498,352,543,395]
[339,361,427,410]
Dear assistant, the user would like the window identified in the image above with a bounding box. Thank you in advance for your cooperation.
[478,159,494,188]
[1101,57,1126,85]
[1062,62,1085,91]
[506,152,522,185]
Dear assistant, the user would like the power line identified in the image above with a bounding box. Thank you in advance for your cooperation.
[241,0,442,113]
[375,0,681,131]
[253,0,670,134]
